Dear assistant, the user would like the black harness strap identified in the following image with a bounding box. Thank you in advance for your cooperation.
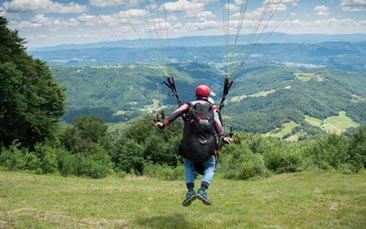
[163,75,183,107]
[219,76,234,111]
[218,75,234,137]
[163,75,187,121]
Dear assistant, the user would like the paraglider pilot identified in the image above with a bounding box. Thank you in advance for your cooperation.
[155,85,233,206]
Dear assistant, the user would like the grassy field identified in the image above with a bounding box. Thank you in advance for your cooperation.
[1,171,365,228]
[305,112,359,135]
[324,111,359,134]
[294,72,315,81]
[268,121,300,139]
[305,115,323,127]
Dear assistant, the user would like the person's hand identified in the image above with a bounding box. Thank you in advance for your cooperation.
[155,122,165,129]
[222,136,233,144]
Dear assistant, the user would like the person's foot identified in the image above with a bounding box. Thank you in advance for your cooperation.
[196,189,212,205]
[182,190,196,206]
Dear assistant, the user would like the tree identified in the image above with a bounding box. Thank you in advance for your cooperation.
[0,16,65,147]
[63,116,108,154]
[348,124,366,171]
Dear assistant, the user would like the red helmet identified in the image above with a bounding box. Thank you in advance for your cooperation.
[195,84,211,97]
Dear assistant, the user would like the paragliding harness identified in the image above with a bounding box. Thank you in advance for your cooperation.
[179,101,216,163]
[162,75,234,174]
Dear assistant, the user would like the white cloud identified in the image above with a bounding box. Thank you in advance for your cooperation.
[314,5,330,16]
[263,0,299,6]
[88,0,145,8]
[162,0,204,13]
[146,4,158,11]
[196,11,216,18]
[185,19,221,31]
[15,14,69,28]
[76,14,100,26]
[270,3,287,12]
[234,0,244,5]
[192,0,216,4]
[118,9,147,18]
[341,0,366,11]
[2,0,86,13]
[224,3,239,12]
[89,0,125,8]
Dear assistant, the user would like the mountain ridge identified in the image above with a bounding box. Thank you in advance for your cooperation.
[29,32,366,51]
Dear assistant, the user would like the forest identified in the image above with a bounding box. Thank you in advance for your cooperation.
[1,16,366,179]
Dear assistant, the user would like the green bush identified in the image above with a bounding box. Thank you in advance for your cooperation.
[34,144,58,174]
[347,124,366,172]
[116,139,145,174]
[77,152,113,178]
[220,142,267,180]
[56,149,77,176]
[74,142,113,178]
[0,142,26,170]
[303,134,350,171]
[264,146,303,173]
[23,152,41,171]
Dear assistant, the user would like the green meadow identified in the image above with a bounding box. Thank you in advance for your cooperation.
[267,121,300,140]
[294,72,315,81]
[323,111,360,134]
[305,111,360,135]
[1,171,365,228]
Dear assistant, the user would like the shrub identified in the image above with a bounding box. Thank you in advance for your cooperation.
[75,144,113,178]
[264,146,303,173]
[116,139,145,174]
[0,142,26,170]
[34,144,58,174]
[220,142,267,180]
[56,149,77,176]
[347,124,366,172]
[303,134,349,171]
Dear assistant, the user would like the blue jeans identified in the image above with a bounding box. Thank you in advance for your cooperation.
[183,155,216,188]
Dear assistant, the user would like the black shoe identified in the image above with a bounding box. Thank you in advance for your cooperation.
[196,189,212,205]
[182,190,196,207]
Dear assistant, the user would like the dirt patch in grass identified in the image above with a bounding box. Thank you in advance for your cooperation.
[78,218,129,228]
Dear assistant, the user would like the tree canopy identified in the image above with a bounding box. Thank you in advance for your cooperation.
[0,16,65,147]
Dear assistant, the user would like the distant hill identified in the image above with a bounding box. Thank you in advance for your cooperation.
[31,41,365,73]
[30,33,366,51]
[52,62,366,139]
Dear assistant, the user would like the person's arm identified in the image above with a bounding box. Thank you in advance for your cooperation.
[212,105,233,144]
[155,103,190,129]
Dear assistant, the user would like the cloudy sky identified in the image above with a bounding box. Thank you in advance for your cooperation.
[1,0,365,48]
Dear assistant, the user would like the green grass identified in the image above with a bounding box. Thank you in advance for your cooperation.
[265,121,300,140]
[249,89,276,98]
[305,115,323,127]
[294,72,315,81]
[324,111,360,134]
[305,112,359,135]
[1,171,365,228]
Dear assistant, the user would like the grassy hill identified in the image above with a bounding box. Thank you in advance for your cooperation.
[1,171,365,228]
[52,62,366,138]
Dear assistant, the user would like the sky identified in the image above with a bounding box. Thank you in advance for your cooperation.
[1,0,365,48]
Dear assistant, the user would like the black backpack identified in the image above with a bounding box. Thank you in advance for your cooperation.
[179,102,216,162]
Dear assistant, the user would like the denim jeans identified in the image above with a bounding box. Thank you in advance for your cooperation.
[183,155,216,187]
